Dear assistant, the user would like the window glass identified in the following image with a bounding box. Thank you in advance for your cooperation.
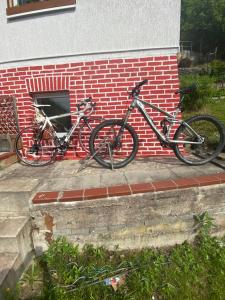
[34,93,71,133]
[18,0,39,4]
[7,0,76,17]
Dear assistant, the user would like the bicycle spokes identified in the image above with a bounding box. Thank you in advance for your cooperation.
[174,116,224,164]
[16,126,57,166]
[89,120,139,169]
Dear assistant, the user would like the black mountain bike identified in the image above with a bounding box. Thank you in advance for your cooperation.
[89,80,225,169]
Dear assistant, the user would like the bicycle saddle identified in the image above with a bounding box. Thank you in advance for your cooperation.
[32,104,51,108]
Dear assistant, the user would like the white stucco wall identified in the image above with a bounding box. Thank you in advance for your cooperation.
[0,0,181,68]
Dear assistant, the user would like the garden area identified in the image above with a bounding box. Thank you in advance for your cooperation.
[179,61,225,160]
[3,213,225,300]
[2,0,225,299]
[179,60,225,126]
[2,68,225,300]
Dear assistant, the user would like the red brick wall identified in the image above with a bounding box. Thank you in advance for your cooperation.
[0,55,180,157]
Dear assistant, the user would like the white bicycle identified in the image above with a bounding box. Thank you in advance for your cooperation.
[15,97,103,166]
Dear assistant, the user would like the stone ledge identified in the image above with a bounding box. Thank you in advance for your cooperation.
[0,152,16,161]
[0,152,17,169]
[32,172,225,205]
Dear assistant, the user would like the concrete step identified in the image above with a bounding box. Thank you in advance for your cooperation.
[0,252,20,299]
[0,192,30,217]
[0,217,33,256]
[0,152,17,170]
[0,252,33,299]
[0,217,34,299]
[0,178,39,217]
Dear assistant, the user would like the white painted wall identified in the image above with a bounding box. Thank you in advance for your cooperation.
[0,0,181,67]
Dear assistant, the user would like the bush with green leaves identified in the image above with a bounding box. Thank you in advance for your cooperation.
[179,74,216,111]
[11,212,225,300]
[210,60,225,87]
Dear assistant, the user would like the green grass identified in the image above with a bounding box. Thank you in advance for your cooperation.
[183,98,225,126]
[180,74,225,145]
[6,213,225,300]
[202,99,225,125]
[180,73,225,118]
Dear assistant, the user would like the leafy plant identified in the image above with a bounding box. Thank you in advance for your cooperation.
[210,60,225,87]
[180,74,216,111]
[16,213,225,300]
[181,0,225,59]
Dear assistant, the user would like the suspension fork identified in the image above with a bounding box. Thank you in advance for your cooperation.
[115,107,133,144]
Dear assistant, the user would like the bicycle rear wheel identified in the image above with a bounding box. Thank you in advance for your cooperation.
[15,125,57,167]
[89,119,138,169]
[173,115,225,165]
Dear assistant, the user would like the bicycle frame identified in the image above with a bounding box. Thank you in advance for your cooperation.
[38,103,93,143]
[123,95,204,146]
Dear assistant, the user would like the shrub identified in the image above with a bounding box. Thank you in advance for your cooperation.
[16,212,225,300]
[179,74,216,111]
[210,60,225,88]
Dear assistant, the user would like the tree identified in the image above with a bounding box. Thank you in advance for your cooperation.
[181,0,225,58]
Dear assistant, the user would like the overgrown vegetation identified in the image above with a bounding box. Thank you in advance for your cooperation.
[4,212,225,300]
[181,0,225,58]
[210,60,225,87]
[179,66,225,127]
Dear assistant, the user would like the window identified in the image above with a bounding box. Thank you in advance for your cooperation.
[7,0,76,17]
[34,92,72,135]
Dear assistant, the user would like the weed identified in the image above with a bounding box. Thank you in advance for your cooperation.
[16,213,225,300]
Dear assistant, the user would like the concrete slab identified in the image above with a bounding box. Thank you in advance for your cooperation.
[0,217,32,254]
[0,217,28,237]
[0,251,33,300]
[0,253,18,286]
[0,178,39,192]
[124,170,154,184]
[100,172,127,187]
[36,173,101,191]
[144,168,178,182]
[192,162,225,175]
[0,192,30,216]
[0,156,224,212]
[169,165,204,178]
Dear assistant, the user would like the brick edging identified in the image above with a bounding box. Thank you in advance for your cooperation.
[32,172,225,205]
[0,152,16,160]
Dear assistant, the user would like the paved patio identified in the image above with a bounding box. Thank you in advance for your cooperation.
[0,156,224,196]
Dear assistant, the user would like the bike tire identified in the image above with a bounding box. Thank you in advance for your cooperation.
[15,125,57,167]
[89,119,139,169]
[173,115,225,165]
[78,117,104,153]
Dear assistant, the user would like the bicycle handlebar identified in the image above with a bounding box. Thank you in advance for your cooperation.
[130,79,148,96]
[136,79,148,89]
[76,97,95,109]
[76,97,97,118]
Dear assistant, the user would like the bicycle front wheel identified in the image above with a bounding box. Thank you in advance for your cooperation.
[173,115,225,165]
[89,119,139,169]
[78,117,104,153]
[15,125,57,167]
